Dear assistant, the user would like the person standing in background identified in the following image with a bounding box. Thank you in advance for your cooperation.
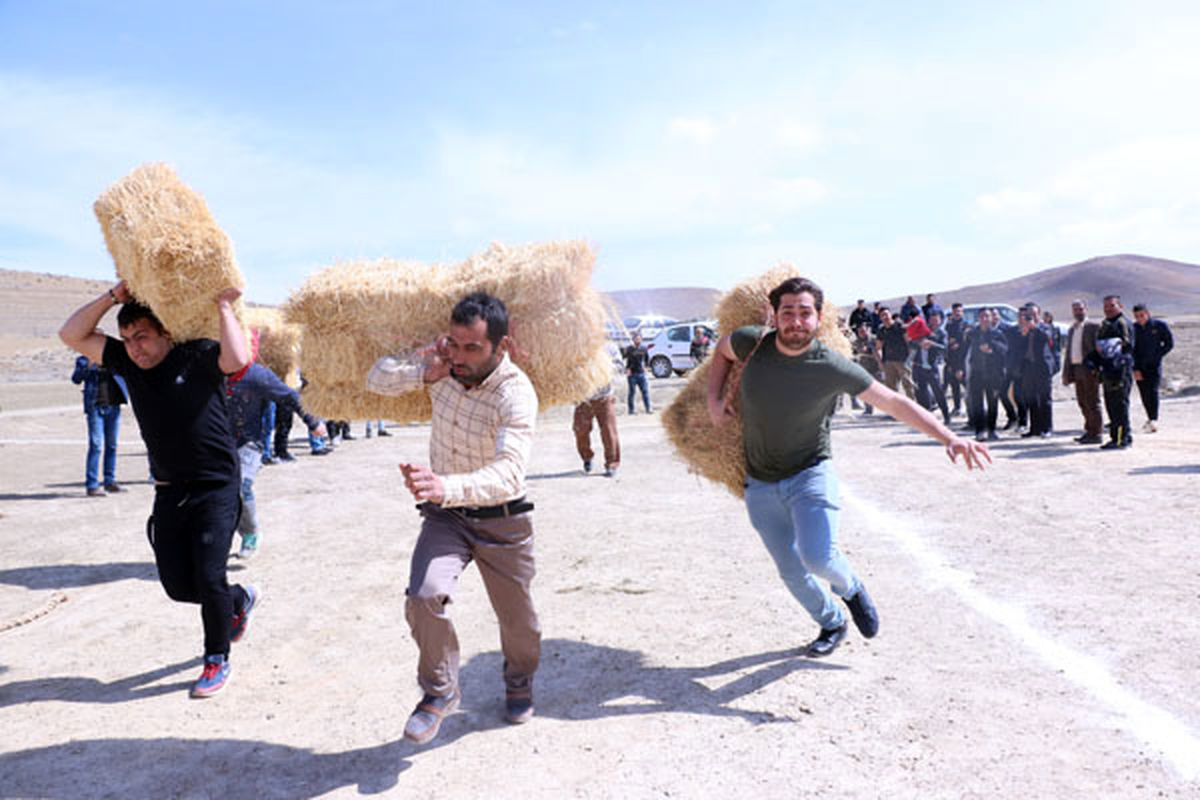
[71,354,127,497]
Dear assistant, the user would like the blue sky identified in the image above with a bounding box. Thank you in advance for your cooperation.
[3,1,1200,305]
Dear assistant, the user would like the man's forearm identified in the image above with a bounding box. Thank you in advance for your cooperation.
[60,291,117,350]
[217,299,251,374]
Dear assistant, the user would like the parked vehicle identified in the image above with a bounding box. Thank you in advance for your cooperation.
[644,320,717,378]
[622,314,678,341]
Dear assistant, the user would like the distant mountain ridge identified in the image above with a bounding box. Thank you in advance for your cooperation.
[873,254,1200,317]
[601,287,722,322]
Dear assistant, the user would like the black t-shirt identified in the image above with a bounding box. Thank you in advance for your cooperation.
[103,336,238,484]
[623,345,650,374]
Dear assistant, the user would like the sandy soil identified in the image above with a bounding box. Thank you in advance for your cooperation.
[1,368,1198,799]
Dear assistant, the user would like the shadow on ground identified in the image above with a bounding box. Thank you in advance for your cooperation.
[1128,463,1200,475]
[0,561,157,590]
[0,638,841,798]
[0,657,202,708]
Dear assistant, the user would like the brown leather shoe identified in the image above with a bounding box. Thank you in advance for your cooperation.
[86,487,105,497]
[403,688,460,745]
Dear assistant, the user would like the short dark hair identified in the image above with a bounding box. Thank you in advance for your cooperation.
[878,306,891,314]
[450,291,509,347]
[116,301,165,333]
[1103,294,1121,303]
[768,277,824,312]
[951,302,963,310]
[1132,303,1148,313]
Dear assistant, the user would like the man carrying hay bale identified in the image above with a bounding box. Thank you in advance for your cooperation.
[707,277,991,658]
[59,280,260,698]
[366,291,540,744]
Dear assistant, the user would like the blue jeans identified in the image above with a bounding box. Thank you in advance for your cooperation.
[237,443,263,536]
[259,402,276,457]
[85,405,121,489]
[743,460,860,630]
[627,373,651,413]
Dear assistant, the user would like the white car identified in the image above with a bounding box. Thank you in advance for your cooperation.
[644,320,717,378]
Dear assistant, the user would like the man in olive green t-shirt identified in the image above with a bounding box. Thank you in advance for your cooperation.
[708,277,991,657]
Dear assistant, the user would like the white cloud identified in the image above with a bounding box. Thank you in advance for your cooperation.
[974,188,1045,216]
[666,116,717,145]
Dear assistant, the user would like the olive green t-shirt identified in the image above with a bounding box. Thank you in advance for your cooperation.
[731,326,875,482]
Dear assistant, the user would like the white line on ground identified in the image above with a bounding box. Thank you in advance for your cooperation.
[0,438,91,445]
[841,481,1200,782]
[0,404,76,418]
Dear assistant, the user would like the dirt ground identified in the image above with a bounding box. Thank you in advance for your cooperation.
[2,364,1199,799]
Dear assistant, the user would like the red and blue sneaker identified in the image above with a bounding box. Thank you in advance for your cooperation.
[190,655,230,698]
[230,585,260,644]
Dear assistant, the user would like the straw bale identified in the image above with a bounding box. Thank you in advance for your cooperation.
[93,163,245,341]
[283,241,610,420]
[664,266,850,497]
[242,306,302,386]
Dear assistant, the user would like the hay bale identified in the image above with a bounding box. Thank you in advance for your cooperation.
[243,306,301,386]
[283,241,611,421]
[664,266,849,497]
[94,163,245,341]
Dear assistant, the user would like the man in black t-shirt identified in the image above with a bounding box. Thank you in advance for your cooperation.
[59,280,258,699]
[707,277,991,658]
[622,332,652,414]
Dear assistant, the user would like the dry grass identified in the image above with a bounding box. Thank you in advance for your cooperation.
[93,163,245,341]
[284,241,611,420]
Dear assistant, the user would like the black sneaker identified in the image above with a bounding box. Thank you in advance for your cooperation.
[805,623,848,657]
[276,452,296,462]
[583,460,593,473]
[844,586,879,638]
[504,694,535,725]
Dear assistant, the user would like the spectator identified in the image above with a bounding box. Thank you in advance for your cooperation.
[848,299,871,331]
[1017,306,1056,438]
[71,355,126,496]
[851,323,881,415]
[1093,294,1135,449]
[921,293,943,322]
[961,307,1009,441]
[909,312,951,424]
[875,307,915,401]
[689,326,711,367]
[622,331,652,414]
[899,295,921,322]
[1062,299,1103,444]
[1132,303,1174,433]
[943,302,967,418]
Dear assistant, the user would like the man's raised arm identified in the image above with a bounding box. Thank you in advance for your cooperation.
[59,280,132,364]
[216,288,252,375]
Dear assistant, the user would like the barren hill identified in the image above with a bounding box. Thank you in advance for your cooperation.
[602,287,722,322]
[875,254,1200,318]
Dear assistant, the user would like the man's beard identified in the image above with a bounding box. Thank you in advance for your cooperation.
[777,326,815,350]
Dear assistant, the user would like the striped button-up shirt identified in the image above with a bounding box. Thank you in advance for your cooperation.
[366,352,537,508]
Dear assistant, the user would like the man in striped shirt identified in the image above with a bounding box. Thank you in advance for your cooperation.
[367,291,540,745]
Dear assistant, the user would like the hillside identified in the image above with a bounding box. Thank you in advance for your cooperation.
[602,287,722,322]
[875,254,1200,317]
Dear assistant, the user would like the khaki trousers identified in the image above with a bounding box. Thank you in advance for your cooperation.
[882,360,915,400]
[573,395,620,469]
[406,505,540,699]
[1068,364,1103,436]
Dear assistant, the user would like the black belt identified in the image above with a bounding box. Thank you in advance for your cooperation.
[419,497,534,519]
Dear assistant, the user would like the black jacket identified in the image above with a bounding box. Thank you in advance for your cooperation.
[1132,318,1173,371]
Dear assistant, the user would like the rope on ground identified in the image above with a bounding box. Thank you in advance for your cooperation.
[0,591,68,633]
